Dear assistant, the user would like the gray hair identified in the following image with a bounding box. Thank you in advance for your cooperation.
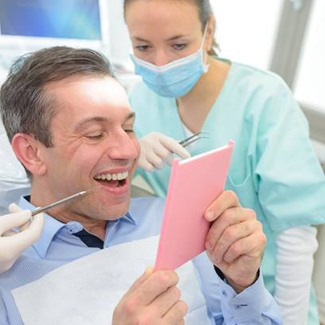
[0,46,115,176]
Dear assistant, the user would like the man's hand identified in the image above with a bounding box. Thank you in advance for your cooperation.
[204,191,266,292]
[0,204,44,273]
[138,132,190,172]
[112,268,188,324]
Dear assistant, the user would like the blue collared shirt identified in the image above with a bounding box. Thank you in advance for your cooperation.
[0,196,282,324]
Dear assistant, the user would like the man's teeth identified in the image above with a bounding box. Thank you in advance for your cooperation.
[94,171,128,181]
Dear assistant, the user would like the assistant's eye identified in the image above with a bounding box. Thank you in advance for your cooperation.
[135,44,150,52]
[173,43,187,51]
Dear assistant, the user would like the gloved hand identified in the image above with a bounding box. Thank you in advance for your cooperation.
[138,132,191,172]
[0,203,44,273]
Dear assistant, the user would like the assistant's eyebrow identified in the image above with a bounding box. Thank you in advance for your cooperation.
[133,35,190,43]
[132,36,150,43]
[166,34,191,42]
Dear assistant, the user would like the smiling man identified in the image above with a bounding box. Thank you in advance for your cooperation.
[21,75,138,239]
[0,46,282,324]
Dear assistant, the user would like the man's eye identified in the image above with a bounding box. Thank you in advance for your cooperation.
[124,128,134,134]
[85,133,105,140]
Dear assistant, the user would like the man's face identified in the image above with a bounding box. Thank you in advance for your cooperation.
[36,75,140,222]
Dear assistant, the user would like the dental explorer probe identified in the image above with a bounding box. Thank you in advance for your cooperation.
[31,186,101,217]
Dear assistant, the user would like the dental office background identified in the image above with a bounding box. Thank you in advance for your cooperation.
[0,0,324,160]
[1,0,325,192]
[0,0,325,323]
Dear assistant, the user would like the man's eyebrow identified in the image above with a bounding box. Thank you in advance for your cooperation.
[124,112,136,123]
[74,112,136,132]
[74,117,108,133]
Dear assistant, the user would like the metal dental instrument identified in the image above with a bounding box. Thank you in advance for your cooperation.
[31,186,100,216]
[179,132,208,148]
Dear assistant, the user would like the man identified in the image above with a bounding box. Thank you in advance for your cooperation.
[0,46,282,324]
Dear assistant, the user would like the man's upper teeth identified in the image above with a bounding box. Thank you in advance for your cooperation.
[94,171,128,181]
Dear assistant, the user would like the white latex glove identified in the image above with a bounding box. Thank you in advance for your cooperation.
[0,203,44,273]
[138,132,191,172]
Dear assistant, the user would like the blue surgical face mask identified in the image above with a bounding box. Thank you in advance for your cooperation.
[130,25,209,98]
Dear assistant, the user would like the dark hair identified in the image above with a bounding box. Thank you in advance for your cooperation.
[0,46,115,177]
[123,0,219,55]
[0,46,114,147]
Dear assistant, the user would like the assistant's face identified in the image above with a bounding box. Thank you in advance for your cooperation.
[125,0,205,66]
[39,76,140,221]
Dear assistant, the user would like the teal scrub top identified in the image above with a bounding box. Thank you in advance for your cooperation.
[129,60,325,323]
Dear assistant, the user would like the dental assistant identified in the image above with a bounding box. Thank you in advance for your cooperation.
[124,0,325,324]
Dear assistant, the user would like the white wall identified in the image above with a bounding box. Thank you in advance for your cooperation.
[211,0,283,69]
[294,0,325,111]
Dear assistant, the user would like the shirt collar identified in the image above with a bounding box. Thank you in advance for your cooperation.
[123,211,137,225]
[19,196,137,257]
[19,196,66,258]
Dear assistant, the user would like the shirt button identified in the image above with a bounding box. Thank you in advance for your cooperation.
[234,305,242,310]
[221,290,227,297]
[67,222,83,233]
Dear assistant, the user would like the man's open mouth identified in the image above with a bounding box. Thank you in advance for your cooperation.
[94,171,128,187]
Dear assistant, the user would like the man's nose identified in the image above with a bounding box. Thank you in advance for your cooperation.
[107,132,139,160]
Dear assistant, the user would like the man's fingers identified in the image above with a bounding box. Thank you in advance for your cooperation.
[204,190,240,222]
[113,267,185,324]
[162,300,188,324]
[0,210,32,235]
[205,206,252,251]
[130,270,179,306]
[148,286,182,318]
[137,270,179,306]
[222,229,266,264]
[128,267,154,293]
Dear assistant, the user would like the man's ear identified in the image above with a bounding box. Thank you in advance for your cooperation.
[11,133,47,176]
